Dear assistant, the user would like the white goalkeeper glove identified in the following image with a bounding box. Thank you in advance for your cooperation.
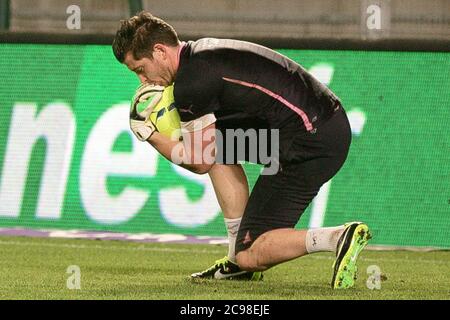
[129,83,165,141]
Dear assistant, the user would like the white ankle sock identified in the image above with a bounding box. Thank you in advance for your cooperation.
[305,225,346,254]
[224,217,242,263]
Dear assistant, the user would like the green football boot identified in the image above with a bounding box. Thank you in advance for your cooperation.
[190,256,263,281]
[331,222,372,289]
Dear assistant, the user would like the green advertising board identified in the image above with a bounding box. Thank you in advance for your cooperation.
[0,44,449,248]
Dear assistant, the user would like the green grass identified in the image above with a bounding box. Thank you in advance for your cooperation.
[0,236,449,300]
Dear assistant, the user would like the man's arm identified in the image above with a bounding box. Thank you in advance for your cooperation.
[146,122,216,174]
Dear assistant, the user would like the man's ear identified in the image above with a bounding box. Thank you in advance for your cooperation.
[153,44,166,59]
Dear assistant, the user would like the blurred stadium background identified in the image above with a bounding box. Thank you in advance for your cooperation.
[2,0,449,41]
[0,0,449,300]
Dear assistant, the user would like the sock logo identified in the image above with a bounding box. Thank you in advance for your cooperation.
[228,223,240,236]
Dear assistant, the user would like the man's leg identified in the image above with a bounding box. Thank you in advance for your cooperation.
[208,163,248,263]
[236,223,371,289]
[231,157,371,287]
[235,225,347,270]
[190,163,263,280]
[232,158,371,288]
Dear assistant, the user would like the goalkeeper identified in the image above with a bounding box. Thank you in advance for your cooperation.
[113,12,371,288]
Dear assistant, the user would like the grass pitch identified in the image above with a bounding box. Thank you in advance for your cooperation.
[0,236,449,300]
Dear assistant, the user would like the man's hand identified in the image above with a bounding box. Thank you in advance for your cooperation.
[129,83,165,141]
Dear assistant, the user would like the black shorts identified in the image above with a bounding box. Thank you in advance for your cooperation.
[215,114,272,165]
[235,108,352,254]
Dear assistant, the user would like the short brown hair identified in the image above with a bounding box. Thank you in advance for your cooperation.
[112,11,179,63]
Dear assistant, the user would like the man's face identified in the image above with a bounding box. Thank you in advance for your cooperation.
[124,46,172,86]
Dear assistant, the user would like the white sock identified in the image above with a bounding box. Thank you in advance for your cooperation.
[224,217,242,263]
[305,225,346,254]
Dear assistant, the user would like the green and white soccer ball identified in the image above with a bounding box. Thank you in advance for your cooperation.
[148,85,181,141]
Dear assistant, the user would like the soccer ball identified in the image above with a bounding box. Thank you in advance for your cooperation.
[148,85,181,141]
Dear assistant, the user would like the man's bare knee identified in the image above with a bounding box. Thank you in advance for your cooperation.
[236,250,260,271]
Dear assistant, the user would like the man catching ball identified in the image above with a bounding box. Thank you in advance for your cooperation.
[113,11,371,288]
